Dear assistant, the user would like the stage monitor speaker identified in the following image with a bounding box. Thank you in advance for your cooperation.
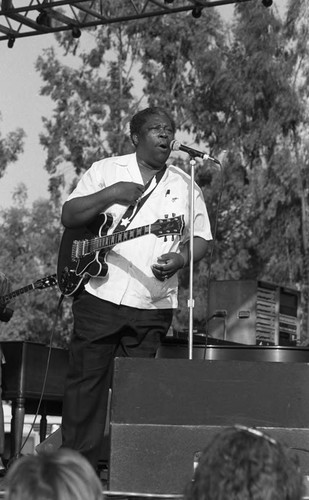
[108,358,309,496]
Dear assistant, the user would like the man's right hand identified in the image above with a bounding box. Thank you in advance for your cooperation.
[62,182,145,228]
[112,182,145,205]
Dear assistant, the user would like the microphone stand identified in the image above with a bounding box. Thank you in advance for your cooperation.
[188,155,197,360]
[182,147,224,359]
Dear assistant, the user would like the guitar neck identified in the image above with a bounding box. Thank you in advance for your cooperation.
[74,223,152,257]
[1,283,35,306]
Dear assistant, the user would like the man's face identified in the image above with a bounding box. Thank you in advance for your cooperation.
[135,113,175,169]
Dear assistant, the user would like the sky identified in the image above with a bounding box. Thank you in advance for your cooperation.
[0,1,287,210]
[0,32,55,209]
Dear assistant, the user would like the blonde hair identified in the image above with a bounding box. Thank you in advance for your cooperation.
[4,448,103,500]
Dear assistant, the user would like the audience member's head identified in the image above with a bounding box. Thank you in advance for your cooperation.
[185,425,304,500]
[4,448,103,500]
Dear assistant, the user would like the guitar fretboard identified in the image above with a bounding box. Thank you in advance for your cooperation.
[1,284,35,306]
[73,224,152,259]
[0,275,57,306]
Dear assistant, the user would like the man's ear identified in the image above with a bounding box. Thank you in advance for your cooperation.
[132,134,138,147]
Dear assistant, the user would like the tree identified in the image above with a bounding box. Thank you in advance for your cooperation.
[127,3,309,338]
[0,189,71,347]
[35,4,309,340]
[36,25,139,206]
[281,0,309,340]
[0,115,25,180]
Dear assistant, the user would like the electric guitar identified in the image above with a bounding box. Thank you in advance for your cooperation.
[0,274,58,306]
[57,213,185,297]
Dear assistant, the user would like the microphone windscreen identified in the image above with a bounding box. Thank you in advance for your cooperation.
[170,140,181,151]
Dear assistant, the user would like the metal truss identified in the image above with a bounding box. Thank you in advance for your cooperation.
[0,0,253,44]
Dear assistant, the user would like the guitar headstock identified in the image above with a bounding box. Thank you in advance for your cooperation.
[152,214,185,238]
[34,274,58,290]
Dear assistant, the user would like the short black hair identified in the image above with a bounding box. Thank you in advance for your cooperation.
[130,107,176,144]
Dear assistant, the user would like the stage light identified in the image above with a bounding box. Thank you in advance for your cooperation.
[7,35,15,48]
[262,0,273,6]
[192,6,203,18]
[36,11,51,27]
[2,0,13,10]
[72,26,81,38]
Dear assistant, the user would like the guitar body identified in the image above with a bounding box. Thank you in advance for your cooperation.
[57,213,185,297]
[57,213,113,297]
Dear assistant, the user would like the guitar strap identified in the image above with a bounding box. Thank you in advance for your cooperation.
[113,166,167,232]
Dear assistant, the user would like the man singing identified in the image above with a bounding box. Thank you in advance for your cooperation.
[60,106,213,470]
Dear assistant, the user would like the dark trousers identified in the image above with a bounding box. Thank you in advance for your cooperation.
[61,290,173,469]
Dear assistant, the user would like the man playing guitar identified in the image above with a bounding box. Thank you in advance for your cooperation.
[59,106,213,472]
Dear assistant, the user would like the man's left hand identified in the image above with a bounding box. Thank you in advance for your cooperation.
[0,307,13,322]
[151,253,184,282]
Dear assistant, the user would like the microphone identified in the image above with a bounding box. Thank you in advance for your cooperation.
[170,139,220,165]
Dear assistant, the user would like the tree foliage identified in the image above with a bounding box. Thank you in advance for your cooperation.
[35,25,140,206]
[124,3,307,333]
[2,1,309,343]
[0,116,25,180]
[0,190,71,347]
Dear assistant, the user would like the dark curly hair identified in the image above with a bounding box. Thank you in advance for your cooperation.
[129,107,176,145]
[184,426,304,500]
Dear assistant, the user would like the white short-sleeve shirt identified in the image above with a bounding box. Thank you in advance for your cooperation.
[67,153,212,309]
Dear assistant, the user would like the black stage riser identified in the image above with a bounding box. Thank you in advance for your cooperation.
[108,358,309,496]
[110,424,309,496]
